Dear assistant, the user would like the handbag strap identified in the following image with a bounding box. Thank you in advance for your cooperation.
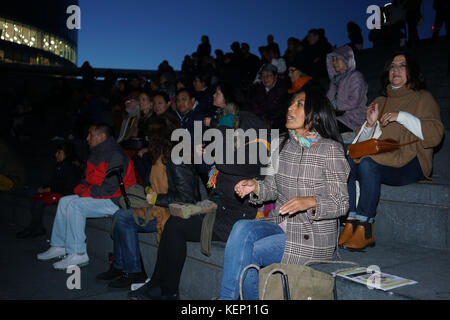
[132,206,153,227]
[260,268,291,300]
[239,264,291,300]
[239,264,260,300]
[380,139,420,147]
[371,98,420,147]
[366,98,388,140]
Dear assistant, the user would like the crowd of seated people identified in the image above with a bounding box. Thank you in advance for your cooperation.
[1,20,444,300]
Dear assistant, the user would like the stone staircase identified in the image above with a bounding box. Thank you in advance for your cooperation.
[0,38,449,300]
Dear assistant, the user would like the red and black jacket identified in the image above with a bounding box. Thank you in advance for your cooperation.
[73,137,136,202]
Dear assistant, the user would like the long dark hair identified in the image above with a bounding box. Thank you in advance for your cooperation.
[214,81,248,130]
[280,87,343,149]
[147,113,181,165]
[380,50,427,96]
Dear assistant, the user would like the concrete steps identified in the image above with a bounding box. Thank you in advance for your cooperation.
[1,201,449,300]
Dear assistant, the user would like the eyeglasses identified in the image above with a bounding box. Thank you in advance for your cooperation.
[389,63,407,71]
[288,68,298,73]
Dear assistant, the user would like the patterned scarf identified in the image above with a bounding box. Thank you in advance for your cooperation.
[290,129,320,148]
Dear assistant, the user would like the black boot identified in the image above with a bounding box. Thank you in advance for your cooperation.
[108,272,147,289]
[96,265,123,282]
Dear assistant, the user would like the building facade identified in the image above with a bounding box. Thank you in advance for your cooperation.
[0,0,78,67]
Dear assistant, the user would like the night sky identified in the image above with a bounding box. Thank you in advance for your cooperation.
[77,0,436,70]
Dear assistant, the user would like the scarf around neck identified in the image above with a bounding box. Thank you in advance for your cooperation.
[288,76,312,94]
[290,129,320,148]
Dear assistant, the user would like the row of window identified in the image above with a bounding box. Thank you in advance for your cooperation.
[0,16,76,65]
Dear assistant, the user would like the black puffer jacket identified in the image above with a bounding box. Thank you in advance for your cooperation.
[211,111,270,241]
[155,159,202,207]
[48,160,82,196]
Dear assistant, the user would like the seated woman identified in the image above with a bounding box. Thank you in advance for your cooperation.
[16,143,81,239]
[128,82,269,300]
[339,51,444,251]
[326,45,368,133]
[96,113,201,289]
[287,59,313,95]
[131,90,155,186]
[220,87,350,300]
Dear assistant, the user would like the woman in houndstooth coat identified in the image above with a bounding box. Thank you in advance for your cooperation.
[219,87,350,300]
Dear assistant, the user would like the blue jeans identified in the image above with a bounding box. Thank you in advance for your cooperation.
[50,195,119,254]
[219,220,286,300]
[113,209,156,273]
[348,157,424,223]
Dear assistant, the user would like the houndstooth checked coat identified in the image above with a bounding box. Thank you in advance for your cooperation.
[249,135,350,265]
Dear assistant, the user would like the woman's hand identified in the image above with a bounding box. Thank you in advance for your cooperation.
[279,197,316,216]
[194,144,205,157]
[380,112,399,128]
[234,179,257,199]
[366,103,379,128]
[137,148,148,158]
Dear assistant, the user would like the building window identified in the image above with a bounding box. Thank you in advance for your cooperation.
[0,16,76,65]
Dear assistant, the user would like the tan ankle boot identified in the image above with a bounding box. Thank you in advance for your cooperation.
[342,221,375,251]
[338,220,357,247]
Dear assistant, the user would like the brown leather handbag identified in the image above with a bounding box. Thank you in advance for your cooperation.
[348,99,418,159]
[348,138,408,159]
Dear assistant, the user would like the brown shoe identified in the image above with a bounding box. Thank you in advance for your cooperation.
[338,220,358,246]
[342,221,375,251]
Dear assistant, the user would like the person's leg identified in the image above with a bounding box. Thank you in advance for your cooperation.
[29,200,47,231]
[344,157,424,250]
[64,197,119,254]
[241,233,286,300]
[17,200,47,238]
[348,157,381,223]
[156,215,203,295]
[50,195,79,248]
[219,220,285,300]
[114,209,156,273]
[378,157,424,186]
[347,157,359,215]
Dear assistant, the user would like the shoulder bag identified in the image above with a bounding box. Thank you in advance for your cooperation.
[348,99,418,159]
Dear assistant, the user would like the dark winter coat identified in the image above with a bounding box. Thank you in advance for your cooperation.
[211,111,270,241]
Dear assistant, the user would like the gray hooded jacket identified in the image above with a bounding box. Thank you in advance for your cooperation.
[326,45,368,131]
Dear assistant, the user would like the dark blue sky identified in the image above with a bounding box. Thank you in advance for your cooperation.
[77,0,436,70]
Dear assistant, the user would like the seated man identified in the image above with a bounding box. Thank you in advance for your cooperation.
[37,123,136,270]
[250,64,290,130]
[117,91,140,144]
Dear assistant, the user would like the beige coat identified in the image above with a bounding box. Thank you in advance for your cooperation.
[354,86,444,178]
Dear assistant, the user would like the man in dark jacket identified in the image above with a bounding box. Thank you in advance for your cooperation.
[250,64,290,130]
[37,123,136,270]
[175,88,209,185]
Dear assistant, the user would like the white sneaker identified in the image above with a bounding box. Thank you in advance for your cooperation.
[37,247,66,261]
[53,253,89,270]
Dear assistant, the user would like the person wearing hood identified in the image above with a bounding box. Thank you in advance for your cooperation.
[326,45,368,133]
